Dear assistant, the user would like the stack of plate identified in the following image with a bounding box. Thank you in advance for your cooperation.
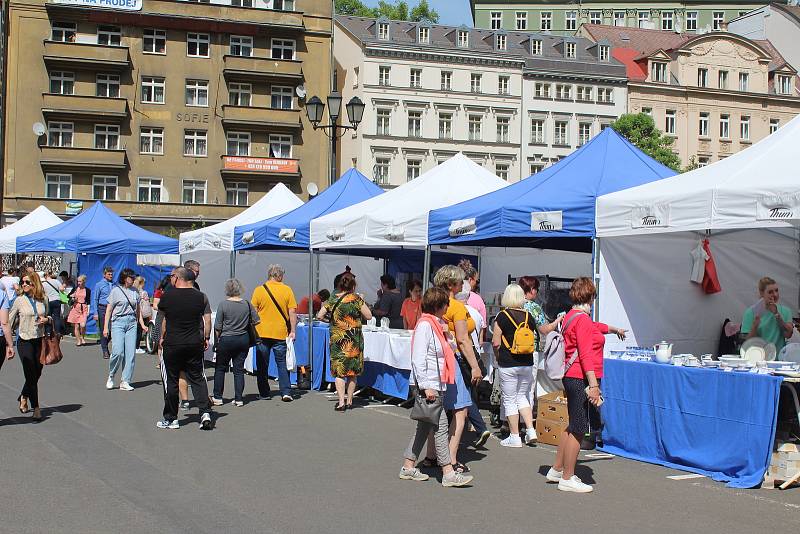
[740,337,777,363]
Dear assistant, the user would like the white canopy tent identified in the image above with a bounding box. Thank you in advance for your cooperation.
[595,115,800,355]
[0,206,63,254]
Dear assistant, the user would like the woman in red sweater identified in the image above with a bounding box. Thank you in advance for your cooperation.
[546,277,626,493]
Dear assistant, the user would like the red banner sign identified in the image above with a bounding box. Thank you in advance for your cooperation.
[223,156,299,174]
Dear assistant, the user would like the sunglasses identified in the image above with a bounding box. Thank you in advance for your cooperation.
[21,280,32,286]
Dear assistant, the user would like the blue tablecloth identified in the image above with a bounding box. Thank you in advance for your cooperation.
[256,325,329,388]
[600,359,783,488]
[358,362,410,399]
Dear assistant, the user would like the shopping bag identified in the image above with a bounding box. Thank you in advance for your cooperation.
[285,336,296,371]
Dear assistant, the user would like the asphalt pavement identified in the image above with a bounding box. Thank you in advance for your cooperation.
[0,340,798,534]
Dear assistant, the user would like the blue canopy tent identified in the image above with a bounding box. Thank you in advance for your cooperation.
[17,201,178,334]
[427,128,677,252]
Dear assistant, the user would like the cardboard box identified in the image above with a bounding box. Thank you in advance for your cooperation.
[536,417,569,447]
[537,390,568,424]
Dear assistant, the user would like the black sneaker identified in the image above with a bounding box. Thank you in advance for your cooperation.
[199,412,212,430]
[179,400,190,411]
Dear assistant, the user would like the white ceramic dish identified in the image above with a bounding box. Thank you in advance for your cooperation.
[720,356,748,366]
[741,337,776,361]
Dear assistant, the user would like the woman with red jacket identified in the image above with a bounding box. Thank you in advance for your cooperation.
[546,277,626,493]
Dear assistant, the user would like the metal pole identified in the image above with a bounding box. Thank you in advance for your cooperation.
[230,250,236,278]
[422,246,431,291]
[307,247,314,389]
[330,123,337,187]
[592,237,599,321]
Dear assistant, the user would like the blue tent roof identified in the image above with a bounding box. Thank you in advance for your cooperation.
[234,168,384,250]
[427,128,677,249]
[17,201,178,254]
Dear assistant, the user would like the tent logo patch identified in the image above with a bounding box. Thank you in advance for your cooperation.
[448,218,477,237]
[757,195,799,221]
[531,211,562,232]
[632,205,669,229]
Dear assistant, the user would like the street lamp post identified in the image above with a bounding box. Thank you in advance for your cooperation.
[305,92,365,186]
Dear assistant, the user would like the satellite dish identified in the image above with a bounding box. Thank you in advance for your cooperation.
[306,182,319,197]
[33,122,47,136]
[295,85,307,99]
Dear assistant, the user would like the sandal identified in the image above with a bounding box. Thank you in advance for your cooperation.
[18,396,29,414]
[419,457,437,468]
[453,462,470,473]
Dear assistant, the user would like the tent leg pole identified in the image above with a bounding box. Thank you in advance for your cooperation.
[308,249,315,389]
[422,246,431,291]
[592,238,599,321]
[230,251,236,278]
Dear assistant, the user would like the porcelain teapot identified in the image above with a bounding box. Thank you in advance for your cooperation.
[653,341,673,364]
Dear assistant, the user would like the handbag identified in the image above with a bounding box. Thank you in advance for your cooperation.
[410,335,444,425]
[26,295,63,365]
[244,301,258,347]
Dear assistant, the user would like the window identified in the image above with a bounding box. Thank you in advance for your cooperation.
[185,80,209,107]
[96,74,120,98]
[140,127,164,154]
[719,114,730,139]
[230,36,253,57]
[614,11,625,27]
[597,87,613,103]
[661,11,674,31]
[565,41,576,59]
[686,11,698,31]
[496,116,510,142]
[374,157,390,185]
[578,123,591,146]
[530,163,545,175]
[530,119,544,143]
[141,76,165,103]
[555,84,572,100]
[440,71,452,91]
[540,12,551,31]
[270,85,293,109]
[410,68,422,88]
[184,130,207,156]
[770,119,780,134]
[94,124,119,150]
[740,116,750,141]
[739,72,749,92]
[46,174,71,199]
[495,163,509,181]
[599,44,610,61]
[698,157,709,167]
[271,39,295,60]
[490,11,502,30]
[468,115,482,141]
[273,0,294,10]
[138,178,162,203]
[48,122,73,147]
[590,11,602,25]
[638,11,649,28]
[471,73,482,93]
[92,176,117,200]
[496,34,507,50]
[516,12,527,30]
[457,30,469,48]
[498,76,510,95]
[566,11,577,31]
[534,82,551,98]
[407,160,421,181]
[713,12,724,30]
[97,25,121,46]
[143,28,166,54]
[531,39,542,55]
[698,112,709,137]
[226,182,249,206]
[777,75,792,95]
[226,132,250,156]
[187,33,210,57]
[718,70,728,89]
[438,113,452,139]
[376,108,391,135]
[378,22,389,41]
[49,71,74,95]
[229,82,252,106]
[418,26,429,44]
[665,110,676,135]
[379,66,391,86]
[697,68,708,87]
[51,22,76,43]
[183,180,206,204]
[577,86,592,101]
[408,111,422,138]
[554,121,568,145]
[652,62,668,83]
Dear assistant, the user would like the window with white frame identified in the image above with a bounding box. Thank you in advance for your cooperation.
[273,0,294,10]
[227,132,250,156]
[418,26,429,44]
[271,85,293,109]
[590,11,602,25]
[470,73,482,93]
[540,12,551,31]
[96,73,120,98]
[183,180,206,204]
[698,157,709,167]
[531,118,544,143]
[49,71,74,95]
[140,127,164,154]
[379,66,391,86]
[712,12,724,30]
[229,82,252,106]
[406,159,421,181]
[46,174,71,199]
[599,44,610,61]
[51,22,76,42]
[614,11,625,26]
[408,110,422,138]
[531,39,542,55]
[739,72,749,91]
[269,134,292,158]
[555,84,572,100]
[777,74,792,95]
[578,122,592,145]
[457,30,469,48]
[184,130,207,156]
[141,76,165,103]
[185,80,209,106]
[440,71,452,91]
[719,114,730,139]
[495,163,509,181]
[530,163,545,175]
[94,124,119,149]
[378,22,389,40]
[769,118,779,134]
[376,108,391,135]
[232,0,254,6]
[97,25,121,46]
[138,177,162,203]
[374,157,390,185]
[685,11,698,31]
[565,42,576,59]
[410,68,422,88]
[697,68,708,87]
[661,11,674,30]
[226,181,249,206]
[496,34,507,50]
[638,11,649,28]
[497,116,510,142]
[566,11,577,31]
[438,112,452,139]
[468,114,482,141]
[718,70,728,89]
[48,122,73,147]
[490,11,502,30]
[652,61,668,83]
[230,35,253,57]
[516,12,527,30]
[535,82,551,98]
[577,86,592,101]
[271,39,295,60]
[187,33,210,57]
[699,112,709,137]
[554,121,569,145]
[740,116,750,140]
[665,110,676,135]
[597,87,613,103]
[498,76,510,95]
[143,28,166,54]
[92,175,117,200]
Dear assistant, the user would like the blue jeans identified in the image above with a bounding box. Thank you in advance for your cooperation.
[255,338,290,397]
[214,333,249,402]
[109,314,137,384]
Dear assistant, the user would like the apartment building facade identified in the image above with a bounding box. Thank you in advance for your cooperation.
[3,0,332,231]
[729,3,800,76]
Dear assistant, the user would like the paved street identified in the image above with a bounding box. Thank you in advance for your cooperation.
[0,340,798,534]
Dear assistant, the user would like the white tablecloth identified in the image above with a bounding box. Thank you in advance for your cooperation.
[363,329,412,370]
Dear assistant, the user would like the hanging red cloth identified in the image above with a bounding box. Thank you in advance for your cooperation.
[701,238,722,294]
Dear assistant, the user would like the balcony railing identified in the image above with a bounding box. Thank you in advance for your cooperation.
[223,55,303,81]
[43,41,132,71]
[222,105,301,130]
[42,94,128,121]
[40,146,128,171]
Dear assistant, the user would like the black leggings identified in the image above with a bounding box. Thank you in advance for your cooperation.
[18,338,43,409]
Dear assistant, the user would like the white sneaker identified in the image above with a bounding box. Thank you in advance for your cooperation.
[135,348,146,354]
[105,377,114,390]
[546,467,563,483]
[119,382,134,391]
[156,419,179,430]
[525,427,538,445]
[500,434,523,448]
[199,412,212,430]
[210,397,224,406]
[558,475,593,493]
[442,471,474,487]
[232,400,244,407]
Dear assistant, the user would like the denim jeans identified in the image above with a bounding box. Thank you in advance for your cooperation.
[255,338,290,397]
[214,333,249,402]
[109,314,137,384]
[97,304,110,356]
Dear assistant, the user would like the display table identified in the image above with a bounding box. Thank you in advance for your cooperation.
[293,324,332,390]
[600,358,783,488]
[358,329,412,399]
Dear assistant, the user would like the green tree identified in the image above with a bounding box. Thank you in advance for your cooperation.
[335,0,377,16]
[334,0,439,22]
[410,0,439,23]
[610,113,682,172]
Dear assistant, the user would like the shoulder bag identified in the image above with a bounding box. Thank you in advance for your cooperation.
[26,295,63,366]
[410,333,444,425]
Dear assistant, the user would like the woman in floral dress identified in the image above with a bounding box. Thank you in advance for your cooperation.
[317,271,372,411]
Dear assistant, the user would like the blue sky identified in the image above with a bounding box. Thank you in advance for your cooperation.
[360,0,473,26]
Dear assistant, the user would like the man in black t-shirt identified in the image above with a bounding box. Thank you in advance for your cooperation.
[156,267,213,430]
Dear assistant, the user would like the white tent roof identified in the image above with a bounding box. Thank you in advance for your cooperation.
[0,206,63,254]
[179,183,302,253]
[596,114,800,237]
[310,154,508,249]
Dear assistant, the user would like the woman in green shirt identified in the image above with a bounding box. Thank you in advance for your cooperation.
[741,276,794,355]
